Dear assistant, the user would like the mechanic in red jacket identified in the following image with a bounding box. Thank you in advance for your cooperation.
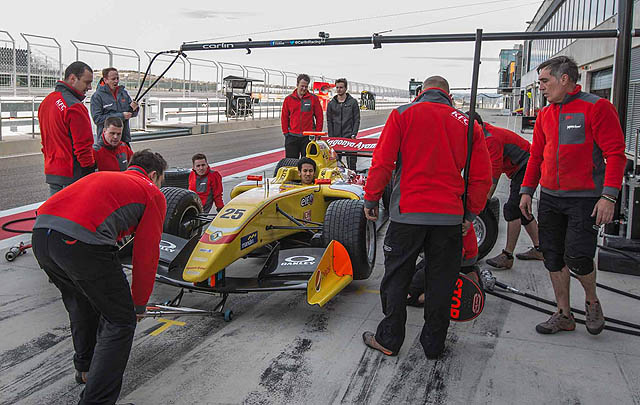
[280,73,324,158]
[38,61,96,195]
[31,149,167,405]
[189,153,224,213]
[93,116,133,172]
[362,76,492,359]
[519,56,626,335]
[473,114,544,269]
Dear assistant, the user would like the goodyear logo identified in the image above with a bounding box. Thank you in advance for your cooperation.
[300,194,314,207]
[240,231,258,250]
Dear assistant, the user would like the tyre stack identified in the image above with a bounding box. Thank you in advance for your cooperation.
[162,167,191,189]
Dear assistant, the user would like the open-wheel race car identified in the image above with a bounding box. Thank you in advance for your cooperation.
[124,132,499,321]
[130,133,388,321]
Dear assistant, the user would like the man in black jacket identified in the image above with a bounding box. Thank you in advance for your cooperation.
[90,67,138,146]
[327,78,361,170]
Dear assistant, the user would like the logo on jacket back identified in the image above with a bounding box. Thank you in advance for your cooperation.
[450,111,469,125]
[567,124,582,130]
[55,99,66,112]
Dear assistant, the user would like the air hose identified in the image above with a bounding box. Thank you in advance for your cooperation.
[134,50,186,102]
[480,269,640,337]
[1,217,36,234]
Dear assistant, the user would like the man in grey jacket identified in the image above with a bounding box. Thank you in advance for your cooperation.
[327,78,360,170]
[90,67,138,146]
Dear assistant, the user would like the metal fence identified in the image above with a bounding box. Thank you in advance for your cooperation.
[0,29,410,140]
[0,30,410,99]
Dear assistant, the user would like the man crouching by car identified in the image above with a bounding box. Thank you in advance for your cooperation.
[31,149,167,405]
[362,75,491,360]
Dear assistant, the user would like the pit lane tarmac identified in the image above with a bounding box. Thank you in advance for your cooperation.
[3,112,640,404]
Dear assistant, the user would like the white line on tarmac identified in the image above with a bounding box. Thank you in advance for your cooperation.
[0,152,42,160]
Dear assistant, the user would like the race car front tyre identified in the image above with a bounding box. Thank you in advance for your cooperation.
[475,205,499,260]
[161,187,203,239]
[273,158,299,177]
[322,199,376,280]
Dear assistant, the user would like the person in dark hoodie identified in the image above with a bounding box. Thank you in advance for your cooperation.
[189,153,224,213]
[38,61,96,196]
[93,116,133,172]
[327,78,361,170]
[280,73,324,158]
[90,67,138,146]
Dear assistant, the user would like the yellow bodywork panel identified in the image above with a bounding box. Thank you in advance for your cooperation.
[307,240,354,307]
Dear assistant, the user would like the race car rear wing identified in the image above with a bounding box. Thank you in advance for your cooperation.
[323,137,378,158]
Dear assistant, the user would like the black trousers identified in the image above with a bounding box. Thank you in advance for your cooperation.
[32,229,136,405]
[376,221,462,357]
[284,135,310,158]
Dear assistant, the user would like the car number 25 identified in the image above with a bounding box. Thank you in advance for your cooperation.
[219,208,246,220]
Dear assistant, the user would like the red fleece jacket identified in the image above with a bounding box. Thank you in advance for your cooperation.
[521,85,626,198]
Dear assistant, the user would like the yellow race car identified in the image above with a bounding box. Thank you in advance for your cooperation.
[145,133,386,320]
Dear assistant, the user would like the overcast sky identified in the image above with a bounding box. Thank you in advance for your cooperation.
[2,0,543,90]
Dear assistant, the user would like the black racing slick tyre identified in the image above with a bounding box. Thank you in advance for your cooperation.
[475,205,499,260]
[273,158,299,177]
[161,187,203,238]
[162,167,191,189]
[322,199,376,280]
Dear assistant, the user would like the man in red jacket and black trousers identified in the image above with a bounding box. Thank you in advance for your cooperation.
[189,153,224,213]
[93,116,134,172]
[362,76,492,359]
[281,73,324,158]
[31,149,167,405]
[519,56,626,335]
[38,61,96,195]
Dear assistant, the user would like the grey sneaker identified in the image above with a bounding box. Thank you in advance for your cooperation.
[516,246,544,261]
[535,311,576,334]
[486,250,514,269]
[585,300,605,335]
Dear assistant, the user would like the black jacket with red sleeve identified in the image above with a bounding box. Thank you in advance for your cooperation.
[364,88,492,224]
[38,81,96,186]
[33,166,167,312]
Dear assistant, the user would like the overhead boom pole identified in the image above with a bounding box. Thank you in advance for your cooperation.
[180,30,625,52]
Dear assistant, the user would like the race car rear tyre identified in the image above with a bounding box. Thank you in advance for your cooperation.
[161,187,203,239]
[273,158,299,177]
[475,205,499,260]
[162,167,191,189]
[322,199,376,280]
